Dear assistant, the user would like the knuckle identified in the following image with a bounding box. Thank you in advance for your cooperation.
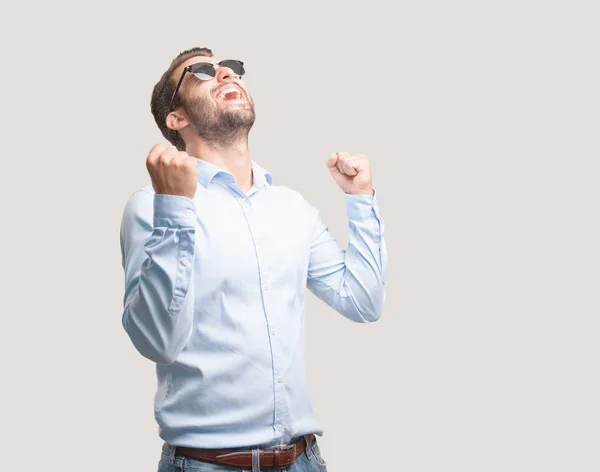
[149,143,165,157]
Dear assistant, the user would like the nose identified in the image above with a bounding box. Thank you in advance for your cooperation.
[215,65,241,82]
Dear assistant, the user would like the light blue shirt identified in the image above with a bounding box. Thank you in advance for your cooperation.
[120,158,388,449]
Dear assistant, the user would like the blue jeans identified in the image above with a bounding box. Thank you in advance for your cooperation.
[158,435,328,472]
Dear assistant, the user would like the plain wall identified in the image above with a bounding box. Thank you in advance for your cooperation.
[2,1,599,470]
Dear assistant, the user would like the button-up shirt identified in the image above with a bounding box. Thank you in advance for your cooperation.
[119,158,388,448]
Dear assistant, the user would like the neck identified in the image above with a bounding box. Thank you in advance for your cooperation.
[186,136,253,193]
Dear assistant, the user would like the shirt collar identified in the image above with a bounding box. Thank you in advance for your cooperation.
[196,158,273,189]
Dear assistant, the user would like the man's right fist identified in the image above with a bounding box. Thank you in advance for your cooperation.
[146,144,199,199]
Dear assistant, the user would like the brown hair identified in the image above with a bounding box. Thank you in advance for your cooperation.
[150,47,213,151]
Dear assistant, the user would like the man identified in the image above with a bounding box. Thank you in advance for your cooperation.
[119,47,388,472]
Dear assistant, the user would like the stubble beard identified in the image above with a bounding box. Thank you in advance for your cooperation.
[182,94,256,148]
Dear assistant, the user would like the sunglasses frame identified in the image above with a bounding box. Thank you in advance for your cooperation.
[168,59,245,112]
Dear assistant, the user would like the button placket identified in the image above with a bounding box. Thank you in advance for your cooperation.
[243,201,288,439]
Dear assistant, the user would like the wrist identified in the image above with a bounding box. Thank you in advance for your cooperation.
[346,188,373,196]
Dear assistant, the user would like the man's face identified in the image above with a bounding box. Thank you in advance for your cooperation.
[170,56,256,146]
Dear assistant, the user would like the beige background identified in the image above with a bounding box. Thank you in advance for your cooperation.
[2,1,599,471]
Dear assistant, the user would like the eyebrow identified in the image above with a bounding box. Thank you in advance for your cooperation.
[192,60,217,65]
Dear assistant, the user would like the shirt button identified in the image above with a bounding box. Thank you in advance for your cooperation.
[277,375,283,383]
[184,209,192,216]
[182,258,189,266]
[275,424,283,431]
[271,328,276,336]
[262,283,268,290]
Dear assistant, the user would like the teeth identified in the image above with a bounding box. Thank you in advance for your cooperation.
[217,87,242,99]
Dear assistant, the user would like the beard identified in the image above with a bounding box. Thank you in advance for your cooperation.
[181,93,256,148]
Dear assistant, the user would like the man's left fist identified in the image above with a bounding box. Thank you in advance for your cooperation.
[326,152,374,196]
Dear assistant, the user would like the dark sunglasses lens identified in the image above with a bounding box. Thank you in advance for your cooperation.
[190,63,216,80]
[220,60,245,76]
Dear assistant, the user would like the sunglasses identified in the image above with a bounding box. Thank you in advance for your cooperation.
[168,59,246,111]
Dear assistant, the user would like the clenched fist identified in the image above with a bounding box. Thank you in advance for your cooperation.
[146,144,199,199]
[326,152,374,196]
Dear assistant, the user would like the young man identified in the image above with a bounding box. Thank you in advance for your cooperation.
[119,47,388,472]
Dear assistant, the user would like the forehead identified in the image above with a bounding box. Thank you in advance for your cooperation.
[172,56,218,80]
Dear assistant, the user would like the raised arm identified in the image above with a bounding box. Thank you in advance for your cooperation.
[306,152,388,322]
[120,144,200,364]
[307,189,388,322]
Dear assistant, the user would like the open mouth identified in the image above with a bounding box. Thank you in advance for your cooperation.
[215,86,245,101]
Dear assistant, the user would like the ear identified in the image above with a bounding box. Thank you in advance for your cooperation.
[166,111,189,131]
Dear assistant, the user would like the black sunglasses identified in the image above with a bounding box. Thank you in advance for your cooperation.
[168,59,245,111]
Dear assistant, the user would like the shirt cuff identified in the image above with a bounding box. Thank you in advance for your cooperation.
[153,194,197,228]
[344,188,381,220]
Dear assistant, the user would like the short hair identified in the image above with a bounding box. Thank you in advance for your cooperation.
[150,47,213,150]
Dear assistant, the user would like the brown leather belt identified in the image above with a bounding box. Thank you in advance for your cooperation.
[166,434,313,468]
